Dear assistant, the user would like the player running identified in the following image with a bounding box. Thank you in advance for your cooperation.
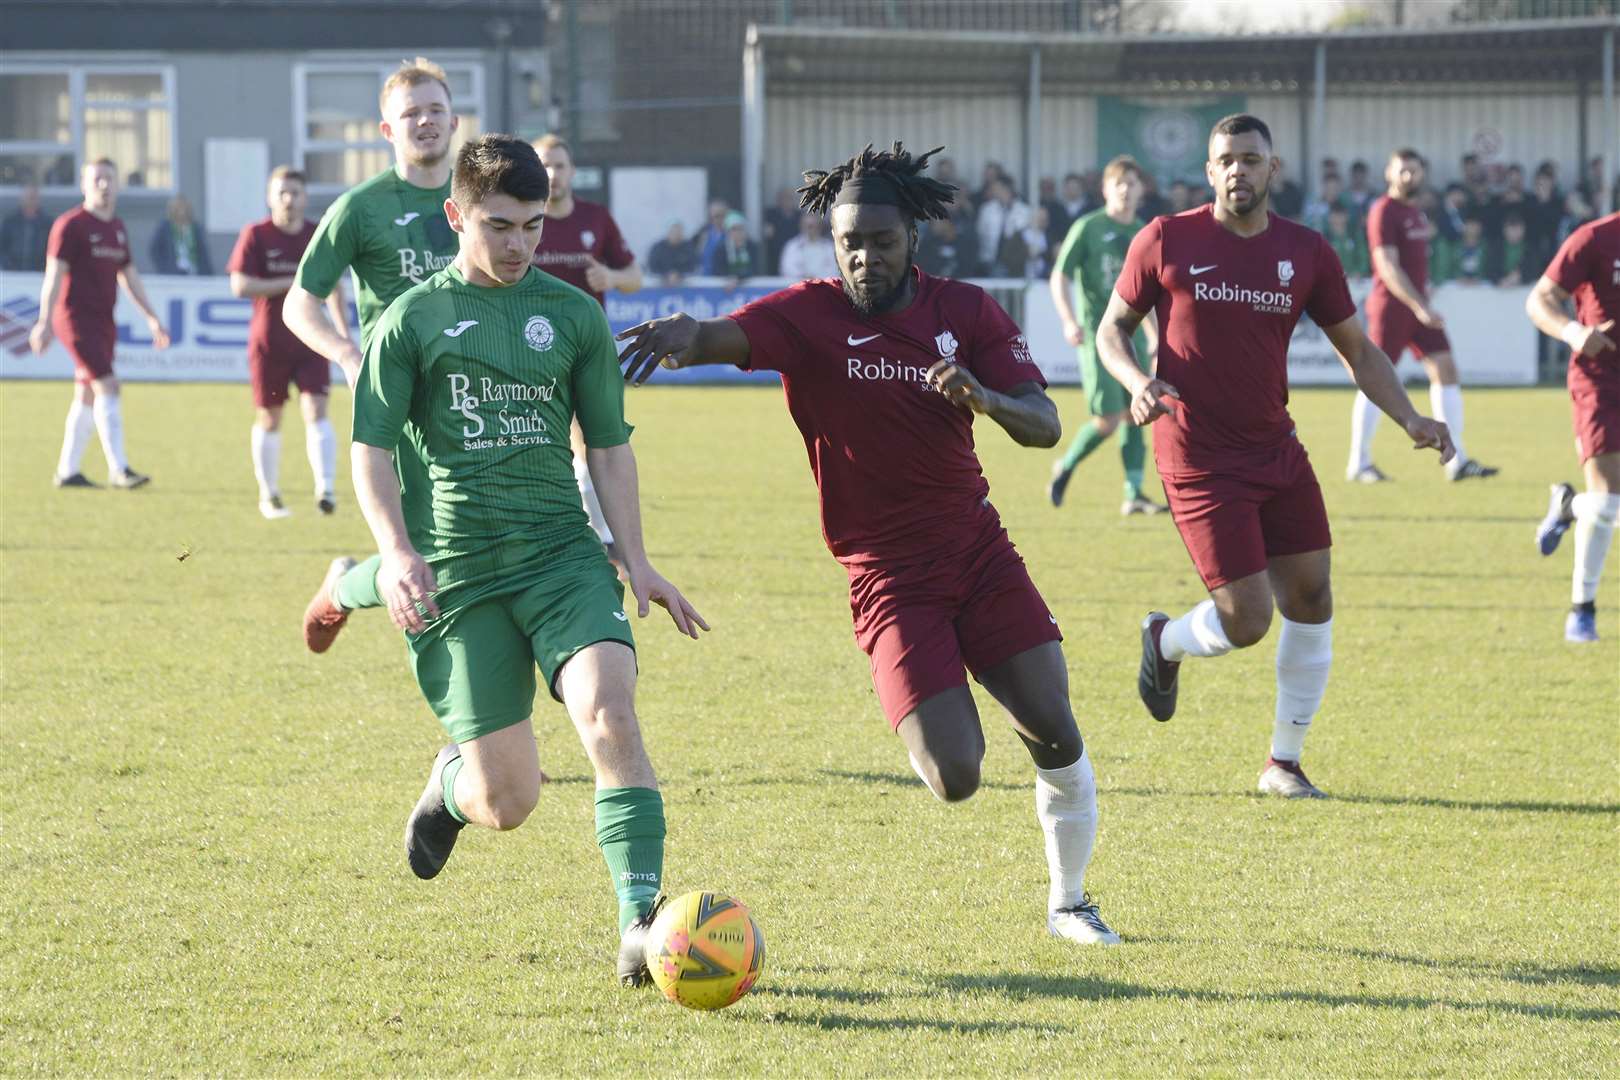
[1346,148,1497,483]
[530,133,644,569]
[1524,210,1620,643]
[619,143,1121,946]
[352,134,706,984]
[1047,154,1166,515]
[29,158,170,490]
[228,165,350,519]
[1097,115,1453,798]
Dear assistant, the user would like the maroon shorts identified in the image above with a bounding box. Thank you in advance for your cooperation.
[1366,299,1450,363]
[55,319,114,383]
[847,510,1061,730]
[1570,355,1620,463]
[250,346,331,408]
[1161,438,1333,591]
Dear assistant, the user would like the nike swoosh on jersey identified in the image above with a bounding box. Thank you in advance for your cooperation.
[847,333,882,346]
[1190,264,1218,275]
[442,320,478,337]
[394,212,421,226]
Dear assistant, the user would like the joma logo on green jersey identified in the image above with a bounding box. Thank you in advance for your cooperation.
[447,373,558,441]
[398,248,455,283]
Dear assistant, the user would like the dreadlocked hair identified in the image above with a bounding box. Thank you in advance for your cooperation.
[797,142,956,221]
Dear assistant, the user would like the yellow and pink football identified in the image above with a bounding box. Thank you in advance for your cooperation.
[644,890,765,1011]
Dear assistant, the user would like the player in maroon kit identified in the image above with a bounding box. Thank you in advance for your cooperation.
[228,166,351,519]
[530,133,644,570]
[29,158,170,489]
[618,143,1120,945]
[1097,115,1453,798]
[1525,210,1620,643]
[1346,148,1497,483]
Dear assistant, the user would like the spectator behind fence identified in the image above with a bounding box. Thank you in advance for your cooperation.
[690,199,729,269]
[1,181,50,271]
[970,160,1012,212]
[915,213,977,278]
[1303,172,1351,235]
[1492,214,1535,287]
[1324,204,1369,278]
[975,177,1032,276]
[647,219,698,284]
[1167,178,1196,214]
[150,194,213,275]
[1527,162,1563,269]
[702,210,758,283]
[1136,172,1171,221]
[1346,160,1374,216]
[1047,172,1091,251]
[1270,157,1304,219]
[778,212,837,280]
[761,186,799,274]
[1453,216,1488,284]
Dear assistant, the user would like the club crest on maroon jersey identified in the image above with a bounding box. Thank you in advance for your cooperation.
[934,330,959,361]
[581,230,596,250]
[1277,260,1295,287]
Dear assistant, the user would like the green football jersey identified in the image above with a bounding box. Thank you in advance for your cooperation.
[296,167,457,345]
[1056,209,1145,334]
[353,265,631,598]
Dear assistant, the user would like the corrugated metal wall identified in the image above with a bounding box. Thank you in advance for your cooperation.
[768,85,1602,199]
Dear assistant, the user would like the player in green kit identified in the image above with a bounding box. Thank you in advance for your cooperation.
[1046,156,1167,515]
[352,133,708,984]
[284,57,461,644]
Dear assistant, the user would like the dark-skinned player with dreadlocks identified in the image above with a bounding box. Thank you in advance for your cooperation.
[618,143,1119,944]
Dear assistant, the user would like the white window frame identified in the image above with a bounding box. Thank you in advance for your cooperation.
[0,59,178,197]
[293,55,485,195]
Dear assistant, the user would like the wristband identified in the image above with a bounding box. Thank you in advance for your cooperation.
[1560,322,1587,349]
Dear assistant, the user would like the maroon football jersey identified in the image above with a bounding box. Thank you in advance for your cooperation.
[1545,211,1620,370]
[1365,194,1433,305]
[530,198,634,307]
[1115,205,1357,475]
[729,268,1046,567]
[227,217,327,364]
[47,206,129,338]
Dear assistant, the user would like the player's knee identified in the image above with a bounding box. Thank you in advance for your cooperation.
[926,754,981,803]
[576,702,642,757]
[482,784,539,831]
[1224,606,1272,649]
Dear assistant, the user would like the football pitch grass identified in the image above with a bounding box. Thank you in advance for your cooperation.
[2,380,1615,1077]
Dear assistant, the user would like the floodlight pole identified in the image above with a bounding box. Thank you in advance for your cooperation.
[1310,40,1327,203]
[1603,27,1615,215]
[743,24,766,233]
[1025,44,1043,216]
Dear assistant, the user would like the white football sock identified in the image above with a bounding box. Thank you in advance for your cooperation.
[574,454,614,545]
[1160,599,1234,662]
[57,398,94,478]
[1431,382,1468,466]
[1348,391,1381,474]
[91,393,128,475]
[307,417,336,496]
[1272,616,1333,762]
[1035,750,1098,912]
[1571,492,1620,605]
[251,426,281,500]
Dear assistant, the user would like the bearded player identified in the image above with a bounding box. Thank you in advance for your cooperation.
[1525,210,1620,643]
[352,133,705,984]
[1097,115,1453,798]
[619,143,1120,946]
[1346,148,1497,483]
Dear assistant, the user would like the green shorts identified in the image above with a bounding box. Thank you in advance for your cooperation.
[407,558,635,744]
[1079,330,1150,418]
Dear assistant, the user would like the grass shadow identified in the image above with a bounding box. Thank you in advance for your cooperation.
[816,768,1026,793]
[1105,786,1620,816]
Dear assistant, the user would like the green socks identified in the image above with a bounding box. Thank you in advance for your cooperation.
[333,553,384,611]
[595,787,666,933]
[1059,420,1108,473]
[1120,424,1146,502]
[441,754,467,824]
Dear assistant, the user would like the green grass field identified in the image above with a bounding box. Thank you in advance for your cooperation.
[2,380,1615,1077]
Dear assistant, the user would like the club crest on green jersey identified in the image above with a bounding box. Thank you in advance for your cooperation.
[525,315,556,352]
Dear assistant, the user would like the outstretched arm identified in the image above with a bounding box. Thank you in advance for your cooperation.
[586,441,709,639]
[1096,289,1178,425]
[1526,276,1616,358]
[616,313,751,384]
[1321,315,1454,464]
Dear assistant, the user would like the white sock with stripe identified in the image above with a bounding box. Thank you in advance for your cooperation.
[1271,616,1333,762]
